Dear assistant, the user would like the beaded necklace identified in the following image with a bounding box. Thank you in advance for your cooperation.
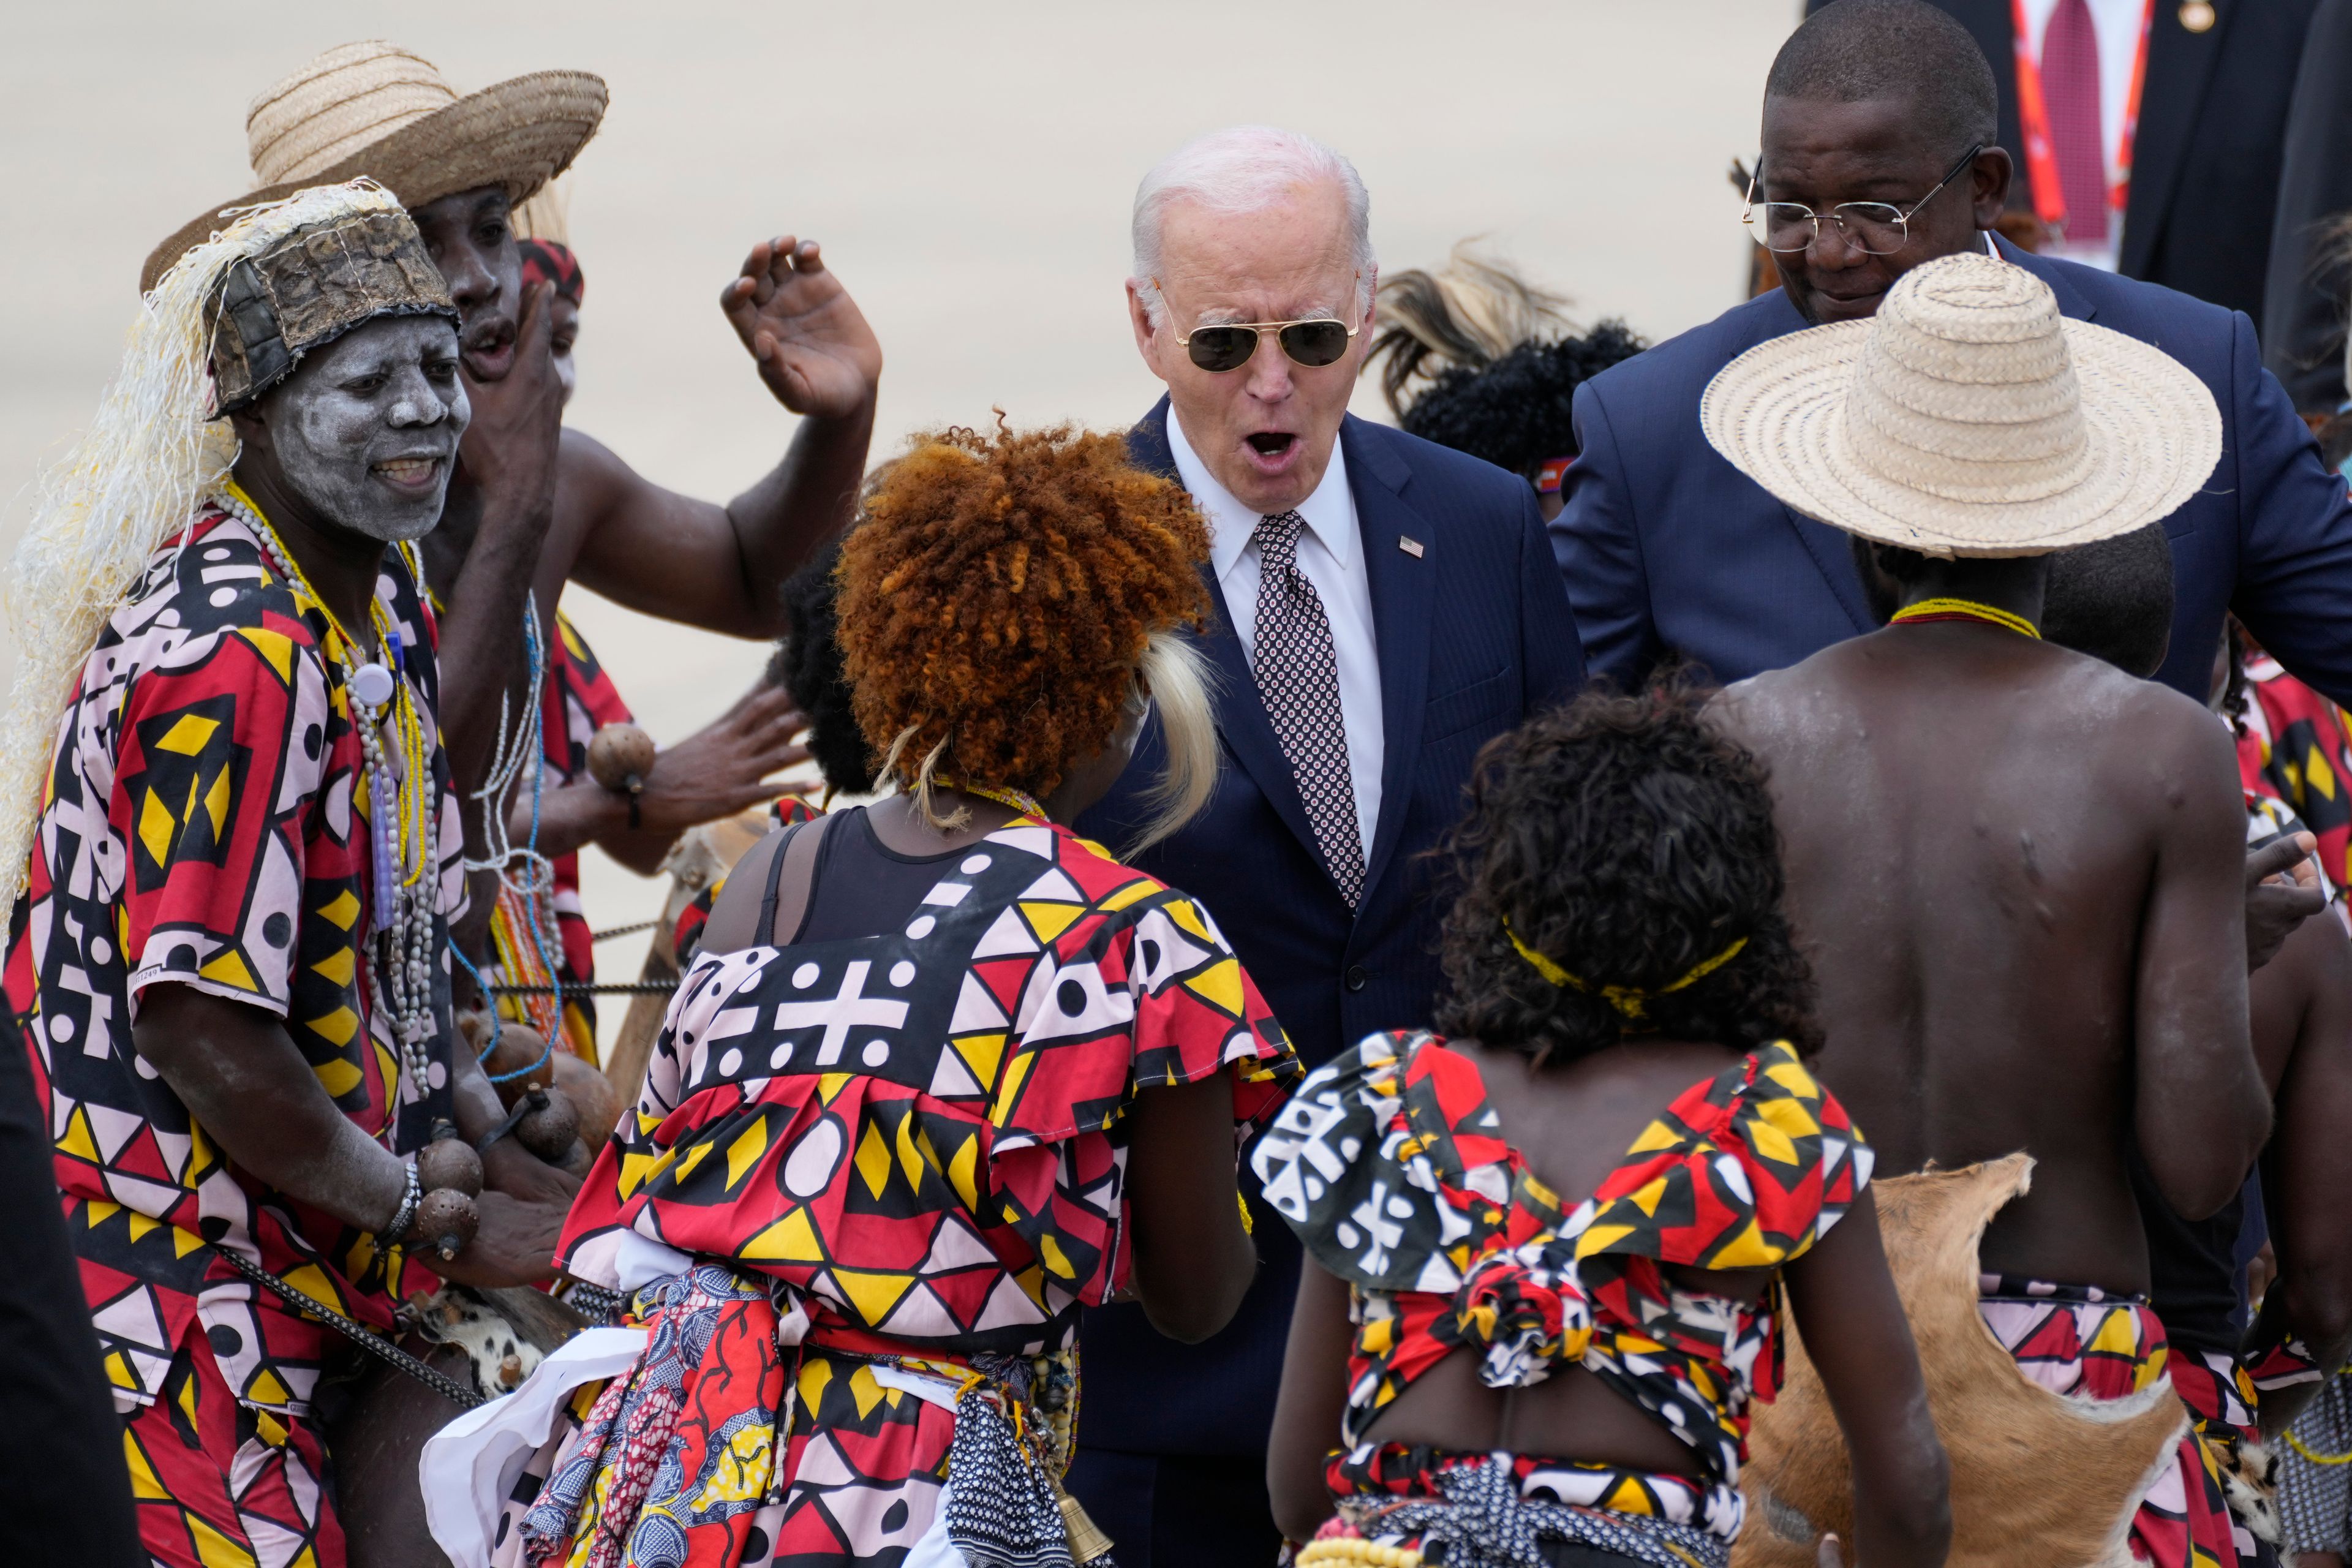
[934,778,1050,821]
[213,483,440,1091]
[1888,596,2042,639]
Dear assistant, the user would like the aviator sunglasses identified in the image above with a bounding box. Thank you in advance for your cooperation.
[1159,282,1361,372]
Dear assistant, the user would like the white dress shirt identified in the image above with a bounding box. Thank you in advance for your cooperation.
[1166,410,1384,861]
[2018,0,2148,271]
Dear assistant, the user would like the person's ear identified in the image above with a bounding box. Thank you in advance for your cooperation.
[1972,146,2016,230]
[1128,279,1170,382]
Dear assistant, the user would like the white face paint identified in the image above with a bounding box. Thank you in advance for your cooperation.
[258,315,470,543]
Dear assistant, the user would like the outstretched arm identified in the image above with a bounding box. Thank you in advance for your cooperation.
[434,282,567,794]
[132,984,567,1286]
[1783,1187,1952,1568]
[2136,699,2267,1218]
[565,236,880,637]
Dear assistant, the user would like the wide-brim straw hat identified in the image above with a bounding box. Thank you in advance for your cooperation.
[141,42,606,294]
[1701,251,2222,557]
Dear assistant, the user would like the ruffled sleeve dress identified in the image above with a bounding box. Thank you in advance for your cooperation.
[1251,1031,1871,1568]
[430,816,1298,1568]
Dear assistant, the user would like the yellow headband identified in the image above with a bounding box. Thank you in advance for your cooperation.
[1504,920,1749,1025]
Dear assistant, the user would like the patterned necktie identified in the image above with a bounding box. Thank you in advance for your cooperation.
[2043,0,2109,243]
[1251,510,1365,905]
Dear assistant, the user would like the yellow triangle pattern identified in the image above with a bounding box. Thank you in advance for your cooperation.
[834,1269,916,1327]
[198,949,258,991]
[309,947,355,987]
[740,1205,826,1264]
[1181,957,1244,1016]
[187,1511,258,1568]
[316,890,360,930]
[123,1430,167,1499]
[58,1106,100,1163]
[305,1006,358,1048]
[1020,902,1084,943]
[237,627,296,684]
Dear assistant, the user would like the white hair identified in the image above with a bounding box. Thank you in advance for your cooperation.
[1131,125,1375,328]
[0,179,407,918]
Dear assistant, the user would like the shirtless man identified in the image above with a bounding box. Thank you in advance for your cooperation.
[1705,251,2269,1568]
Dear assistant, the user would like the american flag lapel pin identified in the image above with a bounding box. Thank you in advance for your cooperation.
[1398,535,1424,558]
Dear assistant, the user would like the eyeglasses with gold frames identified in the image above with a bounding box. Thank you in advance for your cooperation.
[1742,141,1984,255]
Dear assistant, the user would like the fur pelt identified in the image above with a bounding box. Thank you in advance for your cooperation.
[1733,1155,2188,1568]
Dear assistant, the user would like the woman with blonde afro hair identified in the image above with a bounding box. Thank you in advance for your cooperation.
[481,421,1300,1568]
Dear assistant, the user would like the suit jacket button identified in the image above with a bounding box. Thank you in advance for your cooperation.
[1345,965,1368,992]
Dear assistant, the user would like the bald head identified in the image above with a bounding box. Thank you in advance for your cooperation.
[1767,0,1997,161]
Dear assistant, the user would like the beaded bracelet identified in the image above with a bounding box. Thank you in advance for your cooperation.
[377,1158,422,1255]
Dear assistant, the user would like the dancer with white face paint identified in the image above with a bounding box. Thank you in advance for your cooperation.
[0,182,580,1568]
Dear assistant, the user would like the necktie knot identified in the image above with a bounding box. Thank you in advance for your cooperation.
[1255,510,1308,568]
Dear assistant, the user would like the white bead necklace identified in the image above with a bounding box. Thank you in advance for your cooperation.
[212,490,439,1095]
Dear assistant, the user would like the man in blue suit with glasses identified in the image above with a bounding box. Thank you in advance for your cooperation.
[1071,124,1586,1565]
[1555,0,2352,709]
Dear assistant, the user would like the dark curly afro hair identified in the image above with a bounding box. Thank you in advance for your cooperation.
[765,537,873,795]
[1434,684,1821,1068]
[835,421,1213,802]
[1395,322,1645,486]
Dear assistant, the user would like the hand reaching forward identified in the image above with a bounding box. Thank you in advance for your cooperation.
[636,683,816,835]
[721,235,882,420]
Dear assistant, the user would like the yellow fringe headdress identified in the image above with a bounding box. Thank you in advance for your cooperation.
[0,179,410,916]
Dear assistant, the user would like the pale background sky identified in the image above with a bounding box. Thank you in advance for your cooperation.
[1,0,1802,1054]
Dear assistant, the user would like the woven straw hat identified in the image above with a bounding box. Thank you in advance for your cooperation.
[141,42,606,293]
[1701,252,2221,557]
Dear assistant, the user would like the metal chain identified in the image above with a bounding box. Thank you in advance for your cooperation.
[209,1246,484,1410]
[589,919,661,943]
[487,979,680,997]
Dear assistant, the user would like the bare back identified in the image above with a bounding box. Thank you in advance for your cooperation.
[1710,623,2258,1294]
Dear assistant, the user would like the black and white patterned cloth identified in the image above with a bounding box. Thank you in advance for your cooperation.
[943,1372,1113,1568]
[1251,509,1365,905]
[2280,1370,2352,1555]
[1348,1453,1728,1568]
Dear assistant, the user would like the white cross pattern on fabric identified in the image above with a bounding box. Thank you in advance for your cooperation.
[769,959,910,1066]
[1251,509,1366,905]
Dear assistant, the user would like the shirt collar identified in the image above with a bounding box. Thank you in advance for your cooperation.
[1165,408,1359,585]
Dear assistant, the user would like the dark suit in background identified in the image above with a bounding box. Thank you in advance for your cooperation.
[1553,238,2352,709]
[2262,0,2352,412]
[1809,0,2323,326]
[1069,400,1585,1566]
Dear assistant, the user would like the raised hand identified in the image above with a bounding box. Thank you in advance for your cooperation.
[634,683,816,834]
[455,279,566,520]
[720,235,883,421]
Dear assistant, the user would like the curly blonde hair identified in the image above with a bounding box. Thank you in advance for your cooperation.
[836,421,1218,844]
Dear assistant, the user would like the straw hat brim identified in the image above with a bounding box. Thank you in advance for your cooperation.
[1700,314,2223,558]
[140,69,607,295]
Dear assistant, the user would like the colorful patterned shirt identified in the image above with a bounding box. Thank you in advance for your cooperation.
[1254,1032,1870,1543]
[2,506,462,1418]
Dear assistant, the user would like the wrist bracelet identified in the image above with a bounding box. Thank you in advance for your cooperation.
[379,1158,422,1254]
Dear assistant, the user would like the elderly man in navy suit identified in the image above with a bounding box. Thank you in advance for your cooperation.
[1068,126,1586,1564]
[1556,0,2352,706]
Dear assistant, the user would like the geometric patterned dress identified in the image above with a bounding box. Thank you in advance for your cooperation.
[2,504,462,1568]
[494,814,1299,1568]
[1251,1031,1871,1567]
